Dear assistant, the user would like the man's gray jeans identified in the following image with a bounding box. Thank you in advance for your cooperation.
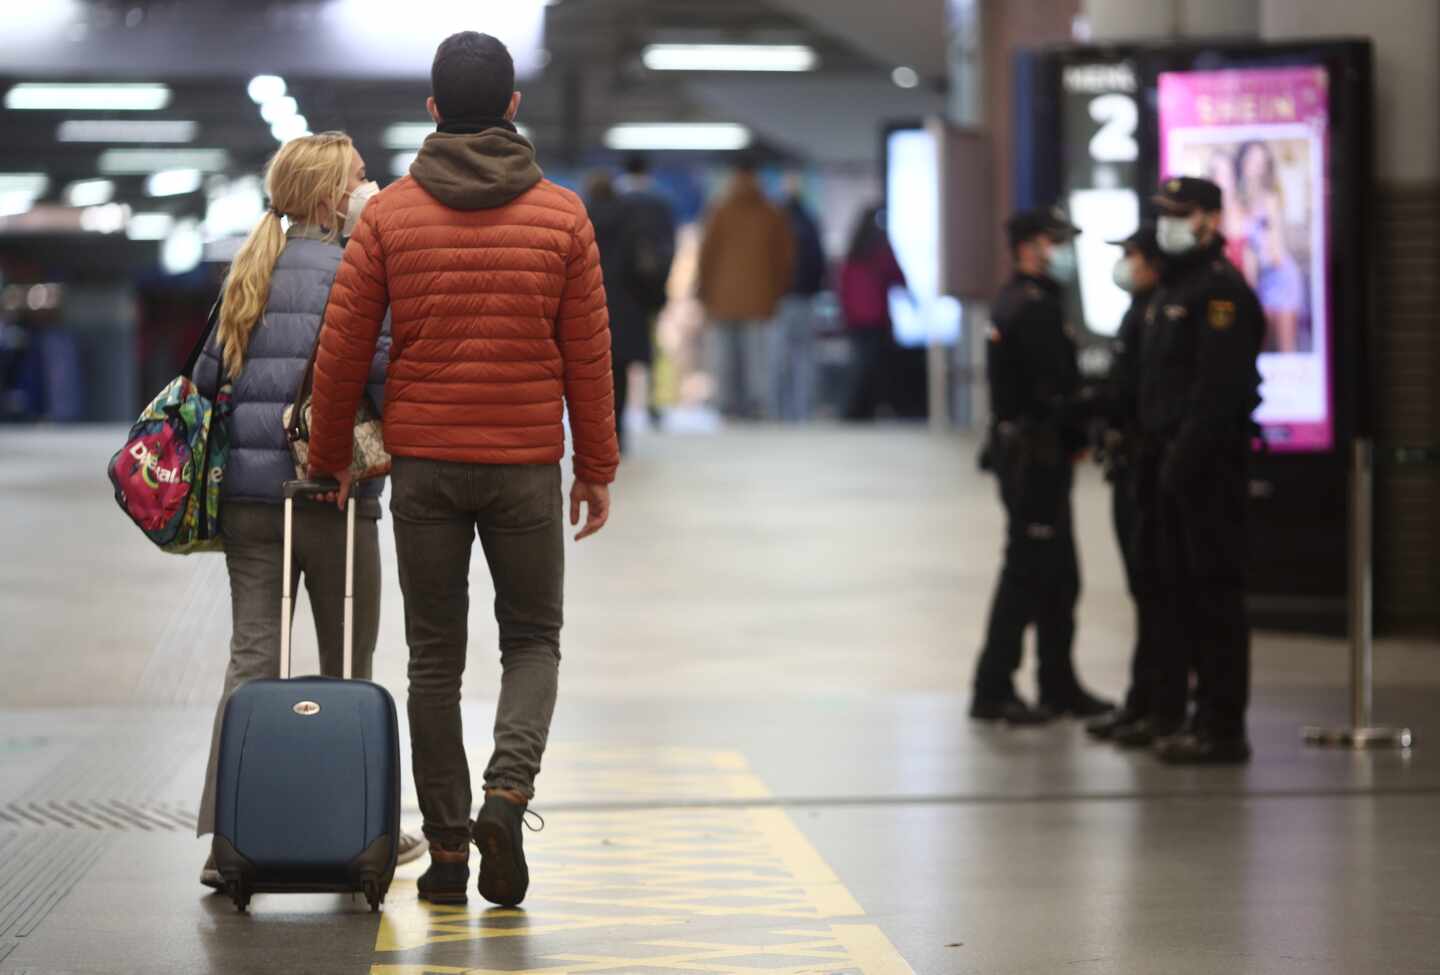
[196,501,382,837]
[389,457,564,850]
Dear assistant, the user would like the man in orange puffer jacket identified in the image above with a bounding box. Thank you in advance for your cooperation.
[306,31,619,909]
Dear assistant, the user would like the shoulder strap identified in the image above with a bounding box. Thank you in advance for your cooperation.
[181,298,223,380]
[287,325,322,442]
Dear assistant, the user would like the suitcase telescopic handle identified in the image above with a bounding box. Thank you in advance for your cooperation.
[283,478,341,499]
[279,479,355,681]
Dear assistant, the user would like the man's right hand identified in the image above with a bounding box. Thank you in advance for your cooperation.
[569,480,611,542]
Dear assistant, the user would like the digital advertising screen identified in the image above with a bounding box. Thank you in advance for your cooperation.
[884,125,962,349]
[1158,65,1333,453]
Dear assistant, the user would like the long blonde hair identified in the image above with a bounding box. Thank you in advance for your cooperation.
[217,132,353,377]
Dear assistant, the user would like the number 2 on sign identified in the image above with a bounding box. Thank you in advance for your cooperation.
[1089,93,1139,163]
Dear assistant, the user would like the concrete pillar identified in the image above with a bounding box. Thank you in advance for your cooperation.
[1261,0,1439,187]
[1261,0,1440,627]
[945,0,1076,433]
[1083,0,1258,41]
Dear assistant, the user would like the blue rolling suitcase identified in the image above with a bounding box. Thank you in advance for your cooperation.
[212,480,401,913]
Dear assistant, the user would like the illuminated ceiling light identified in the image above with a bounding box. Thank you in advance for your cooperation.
[247,75,287,104]
[0,193,38,218]
[892,66,920,89]
[145,169,204,197]
[100,149,228,175]
[0,174,49,217]
[80,203,130,234]
[641,44,817,73]
[0,173,50,196]
[162,218,205,275]
[383,122,435,149]
[270,115,309,143]
[260,96,299,124]
[391,153,417,178]
[57,120,198,143]
[127,212,175,240]
[604,123,751,152]
[383,121,531,148]
[5,83,171,111]
[65,179,115,207]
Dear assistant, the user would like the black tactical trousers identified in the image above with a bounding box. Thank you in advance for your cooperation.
[1112,466,1162,717]
[1135,441,1251,739]
[973,450,1082,706]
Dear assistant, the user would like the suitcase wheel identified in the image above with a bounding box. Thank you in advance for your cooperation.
[362,875,382,913]
[222,871,251,913]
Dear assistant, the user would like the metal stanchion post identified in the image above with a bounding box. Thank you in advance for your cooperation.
[1303,438,1413,749]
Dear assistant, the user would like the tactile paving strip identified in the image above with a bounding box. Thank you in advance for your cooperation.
[0,831,108,966]
[0,800,196,832]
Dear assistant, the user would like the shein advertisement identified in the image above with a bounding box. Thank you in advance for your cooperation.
[1158,65,1334,453]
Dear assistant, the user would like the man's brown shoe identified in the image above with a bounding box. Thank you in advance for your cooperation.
[417,842,470,905]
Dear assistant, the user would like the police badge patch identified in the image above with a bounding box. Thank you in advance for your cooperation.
[1208,299,1236,330]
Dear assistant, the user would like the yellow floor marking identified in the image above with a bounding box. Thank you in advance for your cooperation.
[374,746,912,974]
[831,925,918,975]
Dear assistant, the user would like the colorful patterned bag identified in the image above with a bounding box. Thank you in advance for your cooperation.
[107,302,232,554]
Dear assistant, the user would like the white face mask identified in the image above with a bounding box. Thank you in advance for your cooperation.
[1156,214,1198,255]
[341,180,380,237]
[1112,257,1136,293]
[1045,243,1077,284]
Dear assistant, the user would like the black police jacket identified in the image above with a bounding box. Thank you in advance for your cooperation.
[987,272,1081,444]
[1104,287,1156,429]
[1138,237,1263,483]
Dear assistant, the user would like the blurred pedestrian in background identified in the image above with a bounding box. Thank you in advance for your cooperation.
[772,173,826,422]
[1087,223,1168,746]
[970,206,1112,726]
[838,204,905,421]
[591,156,676,452]
[698,158,793,421]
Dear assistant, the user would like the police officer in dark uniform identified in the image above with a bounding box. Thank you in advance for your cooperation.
[970,206,1113,725]
[1131,177,1264,763]
[1087,223,1168,743]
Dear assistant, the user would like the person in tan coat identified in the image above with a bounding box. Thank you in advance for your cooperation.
[698,160,794,419]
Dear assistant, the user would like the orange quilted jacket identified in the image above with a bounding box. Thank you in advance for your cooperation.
[307,128,619,485]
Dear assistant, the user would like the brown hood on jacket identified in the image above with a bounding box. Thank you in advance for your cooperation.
[409,129,543,211]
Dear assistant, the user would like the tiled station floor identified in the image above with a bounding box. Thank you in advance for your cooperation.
[1,425,1437,975]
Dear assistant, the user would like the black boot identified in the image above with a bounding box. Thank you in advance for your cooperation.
[969,695,1056,726]
[1157,733,1252,765]
[1086,707,1145,741]
[417,842,470,905]
[472,793,534,908]
[1113,717,1184,749]
[1044,687,1115,719]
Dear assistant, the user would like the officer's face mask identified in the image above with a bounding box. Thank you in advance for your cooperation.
[1045,241,1077,284]
[1112,256,1136,293]
[1156,214,1199,255]
[341,180,380,238]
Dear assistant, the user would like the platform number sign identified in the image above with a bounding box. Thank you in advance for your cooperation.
[1061,60,1142,339]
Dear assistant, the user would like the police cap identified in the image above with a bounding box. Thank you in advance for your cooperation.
[1006,205,1080,248]
[1108,221,1160,260]
[1153,175,1223,214]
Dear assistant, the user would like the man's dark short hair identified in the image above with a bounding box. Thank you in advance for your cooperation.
[624,154,650,177]
[432,31,515,122]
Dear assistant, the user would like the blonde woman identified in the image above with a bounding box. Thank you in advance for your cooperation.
[190,133,423,887]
